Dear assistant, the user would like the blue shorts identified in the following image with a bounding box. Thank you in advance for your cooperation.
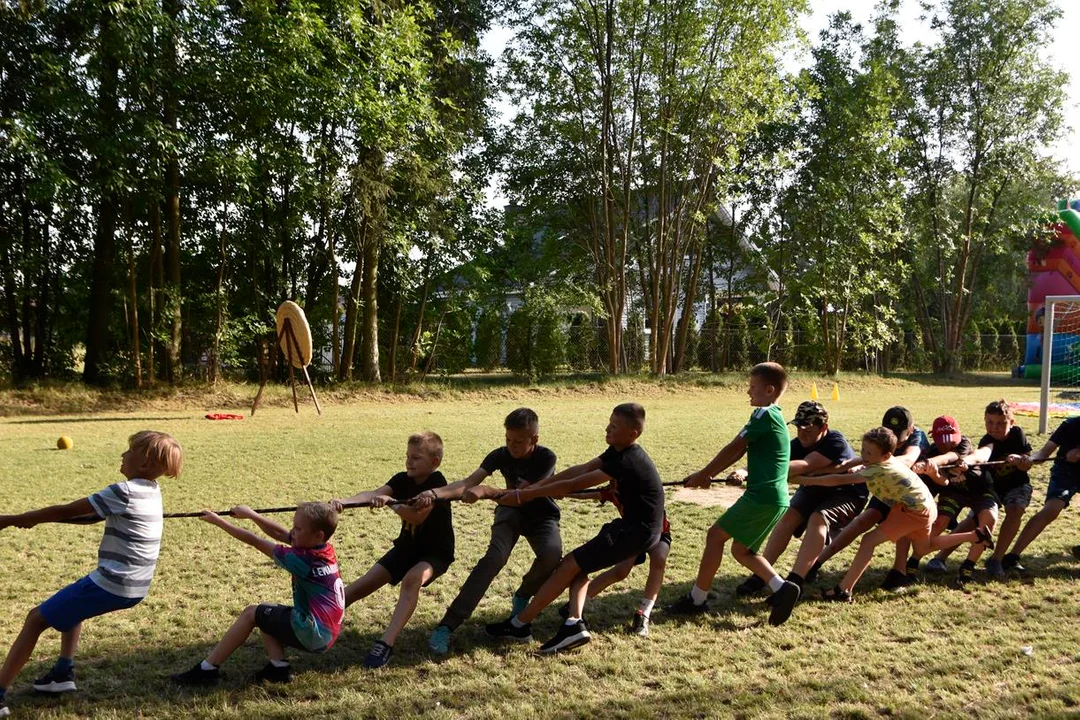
[39,575,142,632]
[1047,463,1080,505]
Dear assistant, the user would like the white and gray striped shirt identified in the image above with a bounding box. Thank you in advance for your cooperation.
[87,478,163,599]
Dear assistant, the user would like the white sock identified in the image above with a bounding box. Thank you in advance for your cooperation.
[510,616,526,628]
[270,659,290,668]
[639,598,655,618]
[565,617,581,625]
[689,585,708,605]
[767,575,785,593]
[200,660,217,671]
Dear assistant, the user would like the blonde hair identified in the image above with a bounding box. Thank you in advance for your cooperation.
[129,431,183,478]
[297,501,338,541]
[408,431,444,461]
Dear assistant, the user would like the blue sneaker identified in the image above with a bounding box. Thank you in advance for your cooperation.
[511,594,530,617]
[364,640,394,669]
[428,625,451,655]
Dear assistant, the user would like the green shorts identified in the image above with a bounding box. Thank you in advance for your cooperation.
[715,497,787,553]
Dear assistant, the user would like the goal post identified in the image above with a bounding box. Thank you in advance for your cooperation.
[1039,295,1080,434]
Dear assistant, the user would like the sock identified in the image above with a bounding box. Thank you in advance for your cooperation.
[960,559,976,571]
[639,598,655,618]
[785,571,804,588]
[200,660,218,671]
[270,659,290,668]
[510,616,526,628]
[689,585,709,605]
[54,657,74,674]
[565,617,581,625]
[767,575,785,593]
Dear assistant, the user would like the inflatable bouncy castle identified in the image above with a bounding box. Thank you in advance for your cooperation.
[1022,199,1080,380]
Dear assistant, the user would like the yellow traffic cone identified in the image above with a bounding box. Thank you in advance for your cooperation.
[810,382,818,400]
[831,382,839,401]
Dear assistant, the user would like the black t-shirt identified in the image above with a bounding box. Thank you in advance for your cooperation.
[928,436,992,498]
[386,471,454,562]
[790,429,865,498]
[1050,417,1080,464]
[598,444,665,536]
[481,446,559,518]
[979,426,1032,494]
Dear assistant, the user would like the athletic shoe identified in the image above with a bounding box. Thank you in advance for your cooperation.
[880,568,912,592]
[511,594,530,617]
[0,697,8,718]
[170,662,221,686]
[33,666,76,693]
[363,641,394,669]
[253,662,292,683]
[768,581,800,625]
[906,556,921,574]
[804,560,824,586]
[955,568,974,588]
[1002,553,1025,572]
[735,575,766,597]
[428,625,452,655]
[925,558,948,573]
[1071,545,1080,562]
[630,611,649,637]
[985,557,1006,579]
[485,618,532,642]
[664,594,709,616]
[538,620,591,654]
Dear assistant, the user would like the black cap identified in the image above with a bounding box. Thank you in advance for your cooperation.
[791,401,828,428]
[882,406,913,434]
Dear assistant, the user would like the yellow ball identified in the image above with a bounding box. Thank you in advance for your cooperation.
[57,436,73,450]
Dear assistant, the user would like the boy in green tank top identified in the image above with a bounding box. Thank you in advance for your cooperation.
[667,362,800,626]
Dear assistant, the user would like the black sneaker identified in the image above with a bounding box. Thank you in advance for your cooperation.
[767,581,800,626]
[805,560,824,585]
[538,620,591,654]
[170,662,221,686]
[253,662,292,683]
[33,666,76,693]
[665,594,709,615]
[881,568,911,592]
[1071,545,1080,561]
[906,556,921,574]
[1002,553,1025,572]
[363,641,394,669]
[955,568,973,588]
[629,611,649,637]
[735,575,766,596]
[485,618,532,642]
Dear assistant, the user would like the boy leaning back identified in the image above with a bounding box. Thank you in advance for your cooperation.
[171,502,343,685]
[667,362,801,626]
[0,431,183,718]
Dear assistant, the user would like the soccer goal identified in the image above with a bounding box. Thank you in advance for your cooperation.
[1039,295,1080,434]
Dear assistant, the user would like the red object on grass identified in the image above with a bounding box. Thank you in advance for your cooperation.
[205,413,245,421]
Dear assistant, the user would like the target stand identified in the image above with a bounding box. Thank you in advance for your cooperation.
[251,301,322,416]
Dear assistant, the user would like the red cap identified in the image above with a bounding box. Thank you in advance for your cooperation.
[931,416,960,445]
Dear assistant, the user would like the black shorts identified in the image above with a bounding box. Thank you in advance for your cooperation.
[573,520,658,574]
[867,496,891,519]
[938,489,999,520]
[255,604,311,652]
[789,487,867,537]
[634,531,672,566]
[377,546,452,586]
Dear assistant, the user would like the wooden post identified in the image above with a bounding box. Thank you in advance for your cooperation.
[284,317,322,415]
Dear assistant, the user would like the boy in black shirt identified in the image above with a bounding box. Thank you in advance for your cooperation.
[485,403,665,654]
[1000,414,1080,571]
[420,408,562,655]
[331,432,453,669]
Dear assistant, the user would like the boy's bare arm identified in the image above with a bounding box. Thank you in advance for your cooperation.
[894,444,921,468]
[497,469,610,505]
[231,505,291,543]
[393,503,434,525]
[432,468,490,502]
[331,484,394,511]
[788,452,842,478]
[685,436,748,487]
[965,446,993,465]
[531,458,604,489]
[0,497,96,529]
[201,511,276,558]
[789,472,867,488]
[1028,439,1059,463]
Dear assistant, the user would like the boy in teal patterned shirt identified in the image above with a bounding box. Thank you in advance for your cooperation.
[667,362,800,626]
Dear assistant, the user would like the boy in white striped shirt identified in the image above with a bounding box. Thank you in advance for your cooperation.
[0,431,182,718]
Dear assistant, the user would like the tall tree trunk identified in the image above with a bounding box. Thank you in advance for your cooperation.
[128,228,142,389]
[163,0,182,382]
[330,231,340,375]
[147,201,163,383]
[210,222,226,385]
[84,6,121,386]
[359,230,380,382]
[338,216,366,381]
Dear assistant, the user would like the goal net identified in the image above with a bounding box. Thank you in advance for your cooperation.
[1039,295,1080,434]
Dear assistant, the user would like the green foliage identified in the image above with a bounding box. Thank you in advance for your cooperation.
[566,312,600,372]
[698,308,722,372]
[623,311,646,373]
[473,306,504,371]
[505,292,567,380]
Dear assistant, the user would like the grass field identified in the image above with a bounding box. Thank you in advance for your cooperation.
[2,374,1080,719]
